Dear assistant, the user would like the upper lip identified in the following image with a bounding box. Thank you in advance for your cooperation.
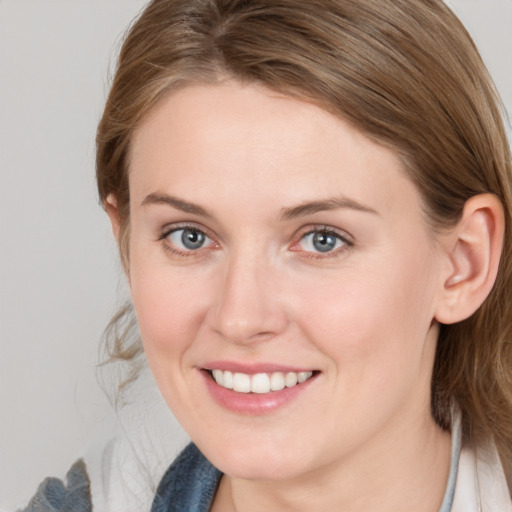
[201,361,317,374]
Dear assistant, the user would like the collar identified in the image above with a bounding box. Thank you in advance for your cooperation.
[441,407,512,512]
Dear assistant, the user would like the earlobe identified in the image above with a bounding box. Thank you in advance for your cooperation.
[435,194,504,325]
[104,194,121,242]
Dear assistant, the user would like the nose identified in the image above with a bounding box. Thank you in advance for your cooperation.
[206,252,288,345]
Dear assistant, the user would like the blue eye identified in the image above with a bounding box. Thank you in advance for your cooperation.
[167,228,211,251]
[299,230,347,253]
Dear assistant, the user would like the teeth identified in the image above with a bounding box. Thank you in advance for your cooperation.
[233,372,251,393]
[212,369,223,386]
[223,370,234,389]
[251,373,270,394]
[285,372,298,387]
[297,371,310,383]
[270,372,285,391]
[211,370,313,394]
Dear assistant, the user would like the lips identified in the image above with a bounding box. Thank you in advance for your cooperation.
[200,362,319,414]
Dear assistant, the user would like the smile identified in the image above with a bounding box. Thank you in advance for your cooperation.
[210,369,314,394]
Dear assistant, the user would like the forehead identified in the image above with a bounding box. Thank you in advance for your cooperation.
[128,81,422,222]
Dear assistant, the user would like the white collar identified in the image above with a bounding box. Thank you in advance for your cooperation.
[441,407,512,512]
[451,439,512,512]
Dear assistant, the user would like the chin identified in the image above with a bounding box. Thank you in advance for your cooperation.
[197,436,308,481]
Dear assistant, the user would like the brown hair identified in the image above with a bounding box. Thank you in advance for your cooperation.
[96,0,512,469]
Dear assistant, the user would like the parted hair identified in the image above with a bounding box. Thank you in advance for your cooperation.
[96,0,512,474]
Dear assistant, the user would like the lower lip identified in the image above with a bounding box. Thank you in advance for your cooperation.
[201,370,318,415]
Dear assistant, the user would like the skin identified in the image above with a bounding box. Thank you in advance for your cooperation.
[116,81,458,511]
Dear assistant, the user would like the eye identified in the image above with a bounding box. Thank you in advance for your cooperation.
[295,229,350,254]
[165,227,214,251]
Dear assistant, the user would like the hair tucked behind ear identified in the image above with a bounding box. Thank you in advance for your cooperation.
[96,0,512,473]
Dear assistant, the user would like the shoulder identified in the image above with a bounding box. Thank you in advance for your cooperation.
[151,443,222,512]
[18,459,92,512]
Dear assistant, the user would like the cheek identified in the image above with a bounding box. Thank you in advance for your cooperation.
[290,247,439,376]
[128,254,210,356]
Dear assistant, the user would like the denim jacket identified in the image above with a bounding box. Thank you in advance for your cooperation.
[150,444,221,512]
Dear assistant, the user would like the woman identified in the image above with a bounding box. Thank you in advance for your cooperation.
[22,0,512,510]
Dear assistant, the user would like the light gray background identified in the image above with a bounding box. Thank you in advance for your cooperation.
[0,0,511,510]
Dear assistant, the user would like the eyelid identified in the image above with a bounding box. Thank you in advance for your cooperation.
[295,224,353,244]
[290,225,354,257]
[157,222,219,257]
[158,221,213,241]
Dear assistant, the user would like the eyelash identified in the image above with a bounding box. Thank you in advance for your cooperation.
[158,223,217,259]
[157,224,353,260]
[291,226,353,260]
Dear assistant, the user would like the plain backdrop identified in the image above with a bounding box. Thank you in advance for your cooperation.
[0,0,511,510]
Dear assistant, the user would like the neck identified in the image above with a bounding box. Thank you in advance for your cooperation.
[213,408,452,512]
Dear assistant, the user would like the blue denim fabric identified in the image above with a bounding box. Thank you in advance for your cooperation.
[18,459,91,512]
[151,443,222,512]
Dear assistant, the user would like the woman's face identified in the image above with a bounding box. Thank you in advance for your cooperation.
[125,81,447,480]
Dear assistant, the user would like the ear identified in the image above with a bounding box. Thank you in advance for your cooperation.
[104,194,121,242]
[435,194,504,324]
[104,194,131,280]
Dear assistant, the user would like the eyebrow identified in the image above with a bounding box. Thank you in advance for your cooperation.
[141,193,212,217]
[141,192,378,221]
[280,197,378,221]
